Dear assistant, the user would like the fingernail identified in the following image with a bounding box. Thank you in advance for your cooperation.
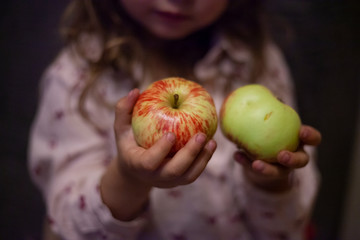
[300,128,308,139]
[127,89,137,103]
[280,152,291,165]
[206,140,216,152]
[127,90,134,103]
[253,161,265,172]
[128,89,134,98]
[195,133,206,144]
[166,132,176,144]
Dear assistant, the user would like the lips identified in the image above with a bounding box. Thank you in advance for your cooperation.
[154,10,190,22]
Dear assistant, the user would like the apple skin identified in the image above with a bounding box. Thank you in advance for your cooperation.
[132,77,218,155]
[220,84,301,162]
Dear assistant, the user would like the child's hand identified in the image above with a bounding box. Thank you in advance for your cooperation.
[114,89,217,189]
[102,89,217,221]
[234,125,322,192]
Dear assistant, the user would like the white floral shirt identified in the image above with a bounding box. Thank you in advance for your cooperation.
[29,35,320,240]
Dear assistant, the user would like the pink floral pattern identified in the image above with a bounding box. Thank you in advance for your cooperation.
[28,35,320,240]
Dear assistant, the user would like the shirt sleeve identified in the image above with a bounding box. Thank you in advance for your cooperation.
[28,48,147,240]
[234,44,321,240]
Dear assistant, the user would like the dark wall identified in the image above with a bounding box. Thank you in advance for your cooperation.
[1,1,359,240]
[0,1,68,239]
[268,1,360,240]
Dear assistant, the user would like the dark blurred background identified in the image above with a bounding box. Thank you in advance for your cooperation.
[1,0,359,239]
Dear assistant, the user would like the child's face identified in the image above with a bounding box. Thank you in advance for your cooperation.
[120,0,229,40]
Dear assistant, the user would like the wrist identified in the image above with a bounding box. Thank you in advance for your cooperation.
[101,159,151,221]
[245,170,295,193]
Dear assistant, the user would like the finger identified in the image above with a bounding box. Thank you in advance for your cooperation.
[179,140,217,185]
[278,150,309,169]
[158,132,208,179]
[252,160,288,177]
[136,132,176,172]
[114,89,140,133]
[234,151,252,170]
[300,125,322,146]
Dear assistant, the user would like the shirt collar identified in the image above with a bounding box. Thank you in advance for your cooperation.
[194,33,252,83]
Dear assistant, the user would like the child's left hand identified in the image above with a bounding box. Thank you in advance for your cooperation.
[234,125,322,193]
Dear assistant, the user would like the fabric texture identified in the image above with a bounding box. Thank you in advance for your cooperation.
[29,34,320,240]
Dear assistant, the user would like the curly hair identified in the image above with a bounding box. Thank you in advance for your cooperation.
[60,0,268,126]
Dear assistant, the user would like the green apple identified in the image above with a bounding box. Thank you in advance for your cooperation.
[220,84,301,162]
[132,77,218,155]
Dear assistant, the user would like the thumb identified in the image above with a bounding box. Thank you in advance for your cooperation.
[114,89,140,133]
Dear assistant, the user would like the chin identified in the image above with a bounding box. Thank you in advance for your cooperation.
[152,32,190,40]
[150,27,195,40]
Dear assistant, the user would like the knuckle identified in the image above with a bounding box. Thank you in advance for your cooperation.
[164,168,182,179]
[185,145,201,159]
[299,156,309,168]
[293,152,308,168]
[115,102,122,112]
[121,157,138,174]
[140,160,158,172]
[183,174,198,184]
[182,162,207,185]
[115,99,127,114]
[201,149,212,161]
[264,166,279,177]
[138,154,158,172]
[125,154,138,167]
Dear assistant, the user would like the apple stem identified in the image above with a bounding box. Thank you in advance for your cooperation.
[174,94,179,109]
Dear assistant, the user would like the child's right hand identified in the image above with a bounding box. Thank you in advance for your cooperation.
[114,88,217,188]
[101,89,216,221]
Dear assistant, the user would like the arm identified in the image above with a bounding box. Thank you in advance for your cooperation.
[234,127,321,239]
[233,43,321,239]
[29,50,147,240]
[30,51,217,239]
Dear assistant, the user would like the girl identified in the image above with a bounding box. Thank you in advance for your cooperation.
[29,0,322,239]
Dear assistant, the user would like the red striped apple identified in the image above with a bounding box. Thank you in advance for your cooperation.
[132,77,218,155]
[220,84,301,162]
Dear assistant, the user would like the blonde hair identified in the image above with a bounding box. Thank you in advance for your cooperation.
[60,0,268,125]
